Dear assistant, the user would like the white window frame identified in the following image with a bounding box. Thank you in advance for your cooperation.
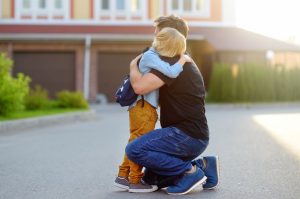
[94,0,146,21]
[18,0,32,17]
[52,0,69,18]
[129,0,144,17]
[167,0,211,18]
[15,0,69,21]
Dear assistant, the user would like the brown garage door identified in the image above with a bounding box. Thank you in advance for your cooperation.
[13,52,75,98]
[97,52,138,102]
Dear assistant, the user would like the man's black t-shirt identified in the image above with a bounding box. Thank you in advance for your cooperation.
[150,56,209,140]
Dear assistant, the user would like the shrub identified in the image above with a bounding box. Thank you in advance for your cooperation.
[56,90,88,109]
[0,53,30,115]
[25,85,49,110]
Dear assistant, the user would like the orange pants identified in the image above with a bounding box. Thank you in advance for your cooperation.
[118,100,158,184]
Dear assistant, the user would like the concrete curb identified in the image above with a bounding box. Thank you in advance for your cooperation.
[206,102,300,109]
[0,110,97,133]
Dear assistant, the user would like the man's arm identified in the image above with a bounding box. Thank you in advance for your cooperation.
[130,54,165,95]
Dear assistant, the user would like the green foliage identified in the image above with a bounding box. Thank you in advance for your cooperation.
[0,53,12,76]
[0,53,31,115]
[25,85,49,110]
[56,90,89,109]
[207,63,300,102]
[0,108,88,121]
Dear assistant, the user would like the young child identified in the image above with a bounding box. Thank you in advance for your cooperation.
[114,27,191,193]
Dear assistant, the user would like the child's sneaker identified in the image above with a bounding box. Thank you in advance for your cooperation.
[114,176,129,190]
[166,166,207,195]
[128,180,158,193]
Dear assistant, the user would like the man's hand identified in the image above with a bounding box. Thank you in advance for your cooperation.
[130,54,143,69]
[129,54,165,95]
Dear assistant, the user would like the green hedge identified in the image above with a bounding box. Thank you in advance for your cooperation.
[0,53,30,115]
[207,63,300,102]
[56,90,89,109]
[25,85,49,110]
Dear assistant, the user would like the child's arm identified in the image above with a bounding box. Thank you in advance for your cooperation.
[140,50,190,78]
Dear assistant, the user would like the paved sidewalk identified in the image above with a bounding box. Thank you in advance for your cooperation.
[0,104,300,199]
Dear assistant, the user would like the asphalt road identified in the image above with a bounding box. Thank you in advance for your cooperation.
[0,104,300,199]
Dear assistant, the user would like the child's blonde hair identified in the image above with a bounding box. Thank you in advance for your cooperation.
[152,27,186,57]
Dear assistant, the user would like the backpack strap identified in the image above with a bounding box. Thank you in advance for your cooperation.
[141,95,144,107]
[137,48,149,108]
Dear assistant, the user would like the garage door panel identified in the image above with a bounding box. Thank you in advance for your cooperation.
[98,52,138,102]
[13,52,75,98]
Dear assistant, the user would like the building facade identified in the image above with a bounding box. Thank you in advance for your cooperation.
[0,0,299,102]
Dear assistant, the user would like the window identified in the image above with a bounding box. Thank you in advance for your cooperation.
[37,0,47,17]
[101,0,109,10]
[16,0,69,20]
[38,0,46,9]
[172,0,179,10]
[94,0,146,21]
[54,0,62,9]
[183,0,192,11]
[22,0,30,9]
[168,0,210,17]
[131,0,140,12]
[53,0,66,17]
[196,0,204,11]
[116,0,125,10]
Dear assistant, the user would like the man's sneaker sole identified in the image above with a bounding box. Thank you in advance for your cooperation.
[203,156,220,190]
[167,176,207,195]
[128,185,158,193]
[114,182,129,190]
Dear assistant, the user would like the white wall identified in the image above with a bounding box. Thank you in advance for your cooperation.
[222,0,237,26]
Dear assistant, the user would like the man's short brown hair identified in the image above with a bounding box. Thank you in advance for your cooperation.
[154,15,189,38]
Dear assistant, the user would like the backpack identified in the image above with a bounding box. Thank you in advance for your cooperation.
[115,75,144,107]
[115,52,147,107]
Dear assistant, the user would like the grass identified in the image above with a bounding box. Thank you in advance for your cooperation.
[0,108,89,122]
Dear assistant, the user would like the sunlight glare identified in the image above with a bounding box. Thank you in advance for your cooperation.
[235,0,300,42]
[253,113,300,159]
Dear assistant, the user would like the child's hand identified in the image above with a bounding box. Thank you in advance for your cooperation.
[182,54,192,62]
[178,54,192,66]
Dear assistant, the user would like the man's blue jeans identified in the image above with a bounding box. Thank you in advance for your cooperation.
[126,127,208,176]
